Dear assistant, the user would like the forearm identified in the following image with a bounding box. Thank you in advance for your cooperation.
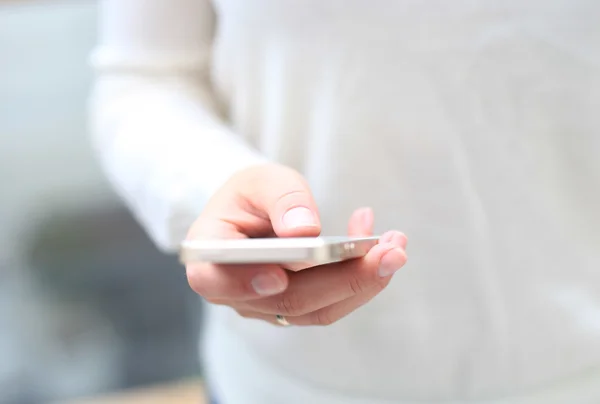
[89,0,267,252]
[89,74,266,252]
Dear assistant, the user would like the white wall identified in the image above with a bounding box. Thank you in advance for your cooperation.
[0,2,122,401]
[0,0,116,256]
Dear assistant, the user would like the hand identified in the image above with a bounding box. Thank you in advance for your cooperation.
[185,163,408,326]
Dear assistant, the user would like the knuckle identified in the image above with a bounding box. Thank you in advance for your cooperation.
[277,189,309,205]
[347,274,366,295]
[275,291,305,316]
[313,310,337,326]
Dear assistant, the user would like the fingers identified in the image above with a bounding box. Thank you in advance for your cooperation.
[347,207,374,237]
[185,163,323,304]
[347,208,407,249]
[237,232,407,316]
[187,174,409,328]
[239,165,321,238]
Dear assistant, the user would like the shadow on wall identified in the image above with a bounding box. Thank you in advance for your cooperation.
[24,204,203,387]
[9,202,203,404]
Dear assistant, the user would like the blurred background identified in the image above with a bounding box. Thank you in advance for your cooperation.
[0,1,203,402]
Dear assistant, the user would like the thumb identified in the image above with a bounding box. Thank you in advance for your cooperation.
[243,164,321,238]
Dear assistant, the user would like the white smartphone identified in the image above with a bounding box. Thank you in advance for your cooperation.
[179,236,379,270]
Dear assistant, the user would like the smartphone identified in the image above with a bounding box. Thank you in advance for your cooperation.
[179,236,379,270]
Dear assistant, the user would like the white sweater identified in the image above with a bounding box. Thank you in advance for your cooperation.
[90,1,600,403]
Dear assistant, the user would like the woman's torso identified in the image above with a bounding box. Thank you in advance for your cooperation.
[206,0,600,401]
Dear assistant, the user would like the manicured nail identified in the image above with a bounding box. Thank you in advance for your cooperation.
[378,248,406,277]
[282,207,318,229]
[252,273,286,296]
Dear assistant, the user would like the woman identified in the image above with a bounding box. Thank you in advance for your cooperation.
[90,1,600,403]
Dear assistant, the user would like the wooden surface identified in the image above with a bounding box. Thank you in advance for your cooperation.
[62,379,206,404]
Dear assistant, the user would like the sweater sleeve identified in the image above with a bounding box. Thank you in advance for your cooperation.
[89,0,267,252]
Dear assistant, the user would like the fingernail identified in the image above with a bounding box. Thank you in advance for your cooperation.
[282,207,318,229]
[378,248,406,277]
[252,273,286,296]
